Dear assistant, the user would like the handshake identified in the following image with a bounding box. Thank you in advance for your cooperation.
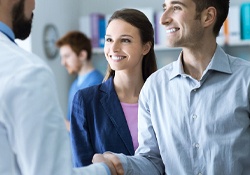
[93,152,124,175]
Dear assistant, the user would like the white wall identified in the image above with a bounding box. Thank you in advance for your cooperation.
[79,0,248,16]
[31,0,80,116]
[79,0,163,16]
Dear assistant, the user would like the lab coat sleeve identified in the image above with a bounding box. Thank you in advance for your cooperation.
[4,63,109,175]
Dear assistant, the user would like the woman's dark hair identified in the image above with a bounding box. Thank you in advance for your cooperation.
[104,8,157,81]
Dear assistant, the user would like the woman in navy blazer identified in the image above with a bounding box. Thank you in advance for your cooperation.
[70,8,157,167]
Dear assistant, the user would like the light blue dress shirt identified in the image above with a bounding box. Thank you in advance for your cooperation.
[117,45,250,175]
[0,22,15,42]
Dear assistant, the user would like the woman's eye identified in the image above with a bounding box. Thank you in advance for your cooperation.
[105,38,112,42]
[121,38,131,43]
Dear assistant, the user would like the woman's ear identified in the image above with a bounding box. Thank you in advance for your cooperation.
[142,42,152,55]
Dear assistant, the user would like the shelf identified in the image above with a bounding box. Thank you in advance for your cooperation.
[226,40,250,47]
[93,47,104,54]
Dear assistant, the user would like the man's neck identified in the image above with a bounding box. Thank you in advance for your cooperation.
[78,61,94,76]
[181,43,217,80]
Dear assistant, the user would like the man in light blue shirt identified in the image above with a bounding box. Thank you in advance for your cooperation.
[93,0,250,174]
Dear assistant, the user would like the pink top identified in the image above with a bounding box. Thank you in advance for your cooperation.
[120,102,139,151]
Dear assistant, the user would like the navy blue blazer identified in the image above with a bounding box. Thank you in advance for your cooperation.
[70,77,135,167]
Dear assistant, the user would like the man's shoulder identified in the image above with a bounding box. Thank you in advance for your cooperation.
[84,69,104,86]
[2,41,48,70]
[228,55,250,74]
[147,62,175,82]
[0,40,52,80]
[90,69,104,80]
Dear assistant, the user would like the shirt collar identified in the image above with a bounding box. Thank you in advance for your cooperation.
[0,21,15,42]
[207,45,232,74]
[77,74,87,87]
[169,45,232,80]
[169,51,185,80]
[76,70,94,87]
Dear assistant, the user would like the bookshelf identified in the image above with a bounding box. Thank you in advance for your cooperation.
[80,0,250,73]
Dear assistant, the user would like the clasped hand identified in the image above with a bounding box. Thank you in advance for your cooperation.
[92,152,124,175]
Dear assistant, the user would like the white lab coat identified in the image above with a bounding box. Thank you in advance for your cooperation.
[0,32,108,175]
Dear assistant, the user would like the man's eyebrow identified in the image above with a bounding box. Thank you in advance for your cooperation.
[162,1,187,8]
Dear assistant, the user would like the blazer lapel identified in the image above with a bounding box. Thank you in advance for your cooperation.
[100,77,134,155]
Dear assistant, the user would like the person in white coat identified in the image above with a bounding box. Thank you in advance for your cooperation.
[0,0,115,174]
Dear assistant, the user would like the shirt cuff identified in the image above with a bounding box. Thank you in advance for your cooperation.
[114,153,127,173]
[100,162,111,175]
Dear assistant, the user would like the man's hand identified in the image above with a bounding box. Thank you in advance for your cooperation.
[93,152,124,175]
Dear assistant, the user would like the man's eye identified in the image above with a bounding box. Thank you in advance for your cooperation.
[173,6,181,11]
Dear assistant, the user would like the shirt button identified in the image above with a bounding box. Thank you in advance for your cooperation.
[192,114,197,119]
[193,143,200,149]
[193,88,197,92]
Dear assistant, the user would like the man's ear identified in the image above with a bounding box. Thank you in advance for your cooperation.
[201,7,216,28]
[79,50,87,61]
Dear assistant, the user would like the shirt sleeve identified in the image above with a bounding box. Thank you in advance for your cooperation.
[115,153,162,175]
[101,163,112,175]
[73,163,110,175]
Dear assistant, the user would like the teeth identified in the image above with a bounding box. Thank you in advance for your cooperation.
[111,56,124,61]
[166,28,178,34]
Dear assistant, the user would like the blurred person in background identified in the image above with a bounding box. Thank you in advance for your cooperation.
[56,31,103,131]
